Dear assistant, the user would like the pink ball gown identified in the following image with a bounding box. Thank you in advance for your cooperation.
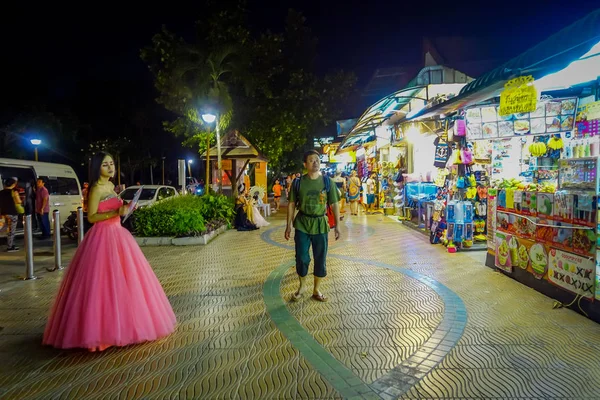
[43,196,176,351]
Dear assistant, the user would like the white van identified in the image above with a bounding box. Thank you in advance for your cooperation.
[0,158,82,231]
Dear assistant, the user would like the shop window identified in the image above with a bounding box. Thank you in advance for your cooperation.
[41,176,80,195]
[0,166,36,190]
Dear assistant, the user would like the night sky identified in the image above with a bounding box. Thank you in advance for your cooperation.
[3,1,599,113]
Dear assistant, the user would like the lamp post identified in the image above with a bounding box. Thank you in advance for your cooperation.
[162,157,166,185]
[187,159,193,178]
[201,113,222,194]
[30,139,41,161]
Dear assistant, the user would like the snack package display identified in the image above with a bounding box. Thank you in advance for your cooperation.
[521,192,538,216]
[553,191,574,223]
[573,194,598,227]
[537,193,554,218]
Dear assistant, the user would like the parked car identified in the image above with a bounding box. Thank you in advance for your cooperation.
[118,185,179,208]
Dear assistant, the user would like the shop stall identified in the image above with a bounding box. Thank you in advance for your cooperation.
[403,9,600,319]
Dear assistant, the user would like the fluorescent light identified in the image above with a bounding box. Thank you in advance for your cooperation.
[535,39,600,92]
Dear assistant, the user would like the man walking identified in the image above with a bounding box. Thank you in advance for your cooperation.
[285,150,340,302]
[36,178,51,239]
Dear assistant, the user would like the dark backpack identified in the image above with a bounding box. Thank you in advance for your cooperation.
[292,175,331,208]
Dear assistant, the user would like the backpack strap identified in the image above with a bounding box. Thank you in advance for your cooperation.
[293,175,330,208]
[293,177,301,207]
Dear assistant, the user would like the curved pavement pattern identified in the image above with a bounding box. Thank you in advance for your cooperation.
[261,225,467,399]
[1,213,600,399]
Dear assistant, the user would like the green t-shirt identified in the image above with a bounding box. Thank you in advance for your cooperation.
[289,174,340,235]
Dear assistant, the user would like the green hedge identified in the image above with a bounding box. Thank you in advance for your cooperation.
[132,194,235,237]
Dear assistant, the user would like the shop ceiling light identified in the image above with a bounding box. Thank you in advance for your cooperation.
[535,40,600,92]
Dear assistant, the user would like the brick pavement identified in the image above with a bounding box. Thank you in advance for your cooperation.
[1,211,600,399]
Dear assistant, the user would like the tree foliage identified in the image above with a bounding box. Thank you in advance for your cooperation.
[142,4,357,172]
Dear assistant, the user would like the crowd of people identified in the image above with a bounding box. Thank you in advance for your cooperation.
[0,177,53,252]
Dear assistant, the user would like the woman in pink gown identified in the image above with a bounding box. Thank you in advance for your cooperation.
[43,152,176,351]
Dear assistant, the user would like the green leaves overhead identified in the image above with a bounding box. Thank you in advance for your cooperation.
[142,4,357,171]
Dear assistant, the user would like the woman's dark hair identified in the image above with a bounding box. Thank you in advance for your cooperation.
[238,183,245,194]
[89,151,114,186]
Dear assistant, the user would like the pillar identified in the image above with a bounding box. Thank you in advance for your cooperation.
[254,162,268,203]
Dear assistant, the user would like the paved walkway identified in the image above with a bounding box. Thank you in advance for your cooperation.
[1,211,600,399]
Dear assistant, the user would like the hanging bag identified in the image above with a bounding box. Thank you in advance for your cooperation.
[461,146,474,165]
[455,119,467,137]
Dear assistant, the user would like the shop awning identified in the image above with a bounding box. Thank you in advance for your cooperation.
[408,9,600,121]
[339,86,426,150]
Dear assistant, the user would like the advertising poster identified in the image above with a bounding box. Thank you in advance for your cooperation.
[495,232,515,273]
[548,249,595,299]
[528,242,549,279]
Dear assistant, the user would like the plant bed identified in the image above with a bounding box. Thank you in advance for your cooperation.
[132,194,234,246]
[135,224,229,246]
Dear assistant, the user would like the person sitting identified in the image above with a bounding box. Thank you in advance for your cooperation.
[251,193,270,228]
[234,184,258,231]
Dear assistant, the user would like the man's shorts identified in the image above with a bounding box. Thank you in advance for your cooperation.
[367,194,375,204]
[274,196,281,202]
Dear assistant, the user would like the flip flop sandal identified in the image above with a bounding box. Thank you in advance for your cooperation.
[312,293,328,302]
[290,291,303,302]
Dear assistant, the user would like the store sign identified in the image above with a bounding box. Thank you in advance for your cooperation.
[465,97,578,141]
[329,151,356,163]
[313,136,335,148]
[499,76,538,116]
[548,249,595,299]
[586,101,600,121]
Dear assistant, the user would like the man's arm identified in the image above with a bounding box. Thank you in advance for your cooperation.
[330,202,340,240]
[284,201,296,240]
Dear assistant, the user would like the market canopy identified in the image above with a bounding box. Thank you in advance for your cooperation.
[338,86,427,150]
[201,130,268,163]
[408,9,600,121]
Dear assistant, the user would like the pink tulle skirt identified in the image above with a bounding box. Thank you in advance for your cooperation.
[43,213,176,351]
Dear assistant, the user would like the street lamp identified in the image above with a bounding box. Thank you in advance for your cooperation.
[201,112,222,194]
[201,113,216,123]
[30,139,41,161]
[187,159,193,178]
[161,157,166,185]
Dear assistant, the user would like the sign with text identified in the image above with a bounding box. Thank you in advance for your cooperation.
[499,76,538,116]
[548,248,595,299]
[221,159,232,170]
[586,101,600,121]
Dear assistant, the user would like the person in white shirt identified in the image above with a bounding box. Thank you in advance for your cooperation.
[366,173,376,212]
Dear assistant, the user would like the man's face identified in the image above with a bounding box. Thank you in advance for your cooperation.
[304,154,320,173]
[36,179,44,188]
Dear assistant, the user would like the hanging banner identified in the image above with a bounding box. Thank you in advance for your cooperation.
[499,76,538,116]
[548,249,595,299]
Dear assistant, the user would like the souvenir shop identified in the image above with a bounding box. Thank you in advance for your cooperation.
[405,10,600,320]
